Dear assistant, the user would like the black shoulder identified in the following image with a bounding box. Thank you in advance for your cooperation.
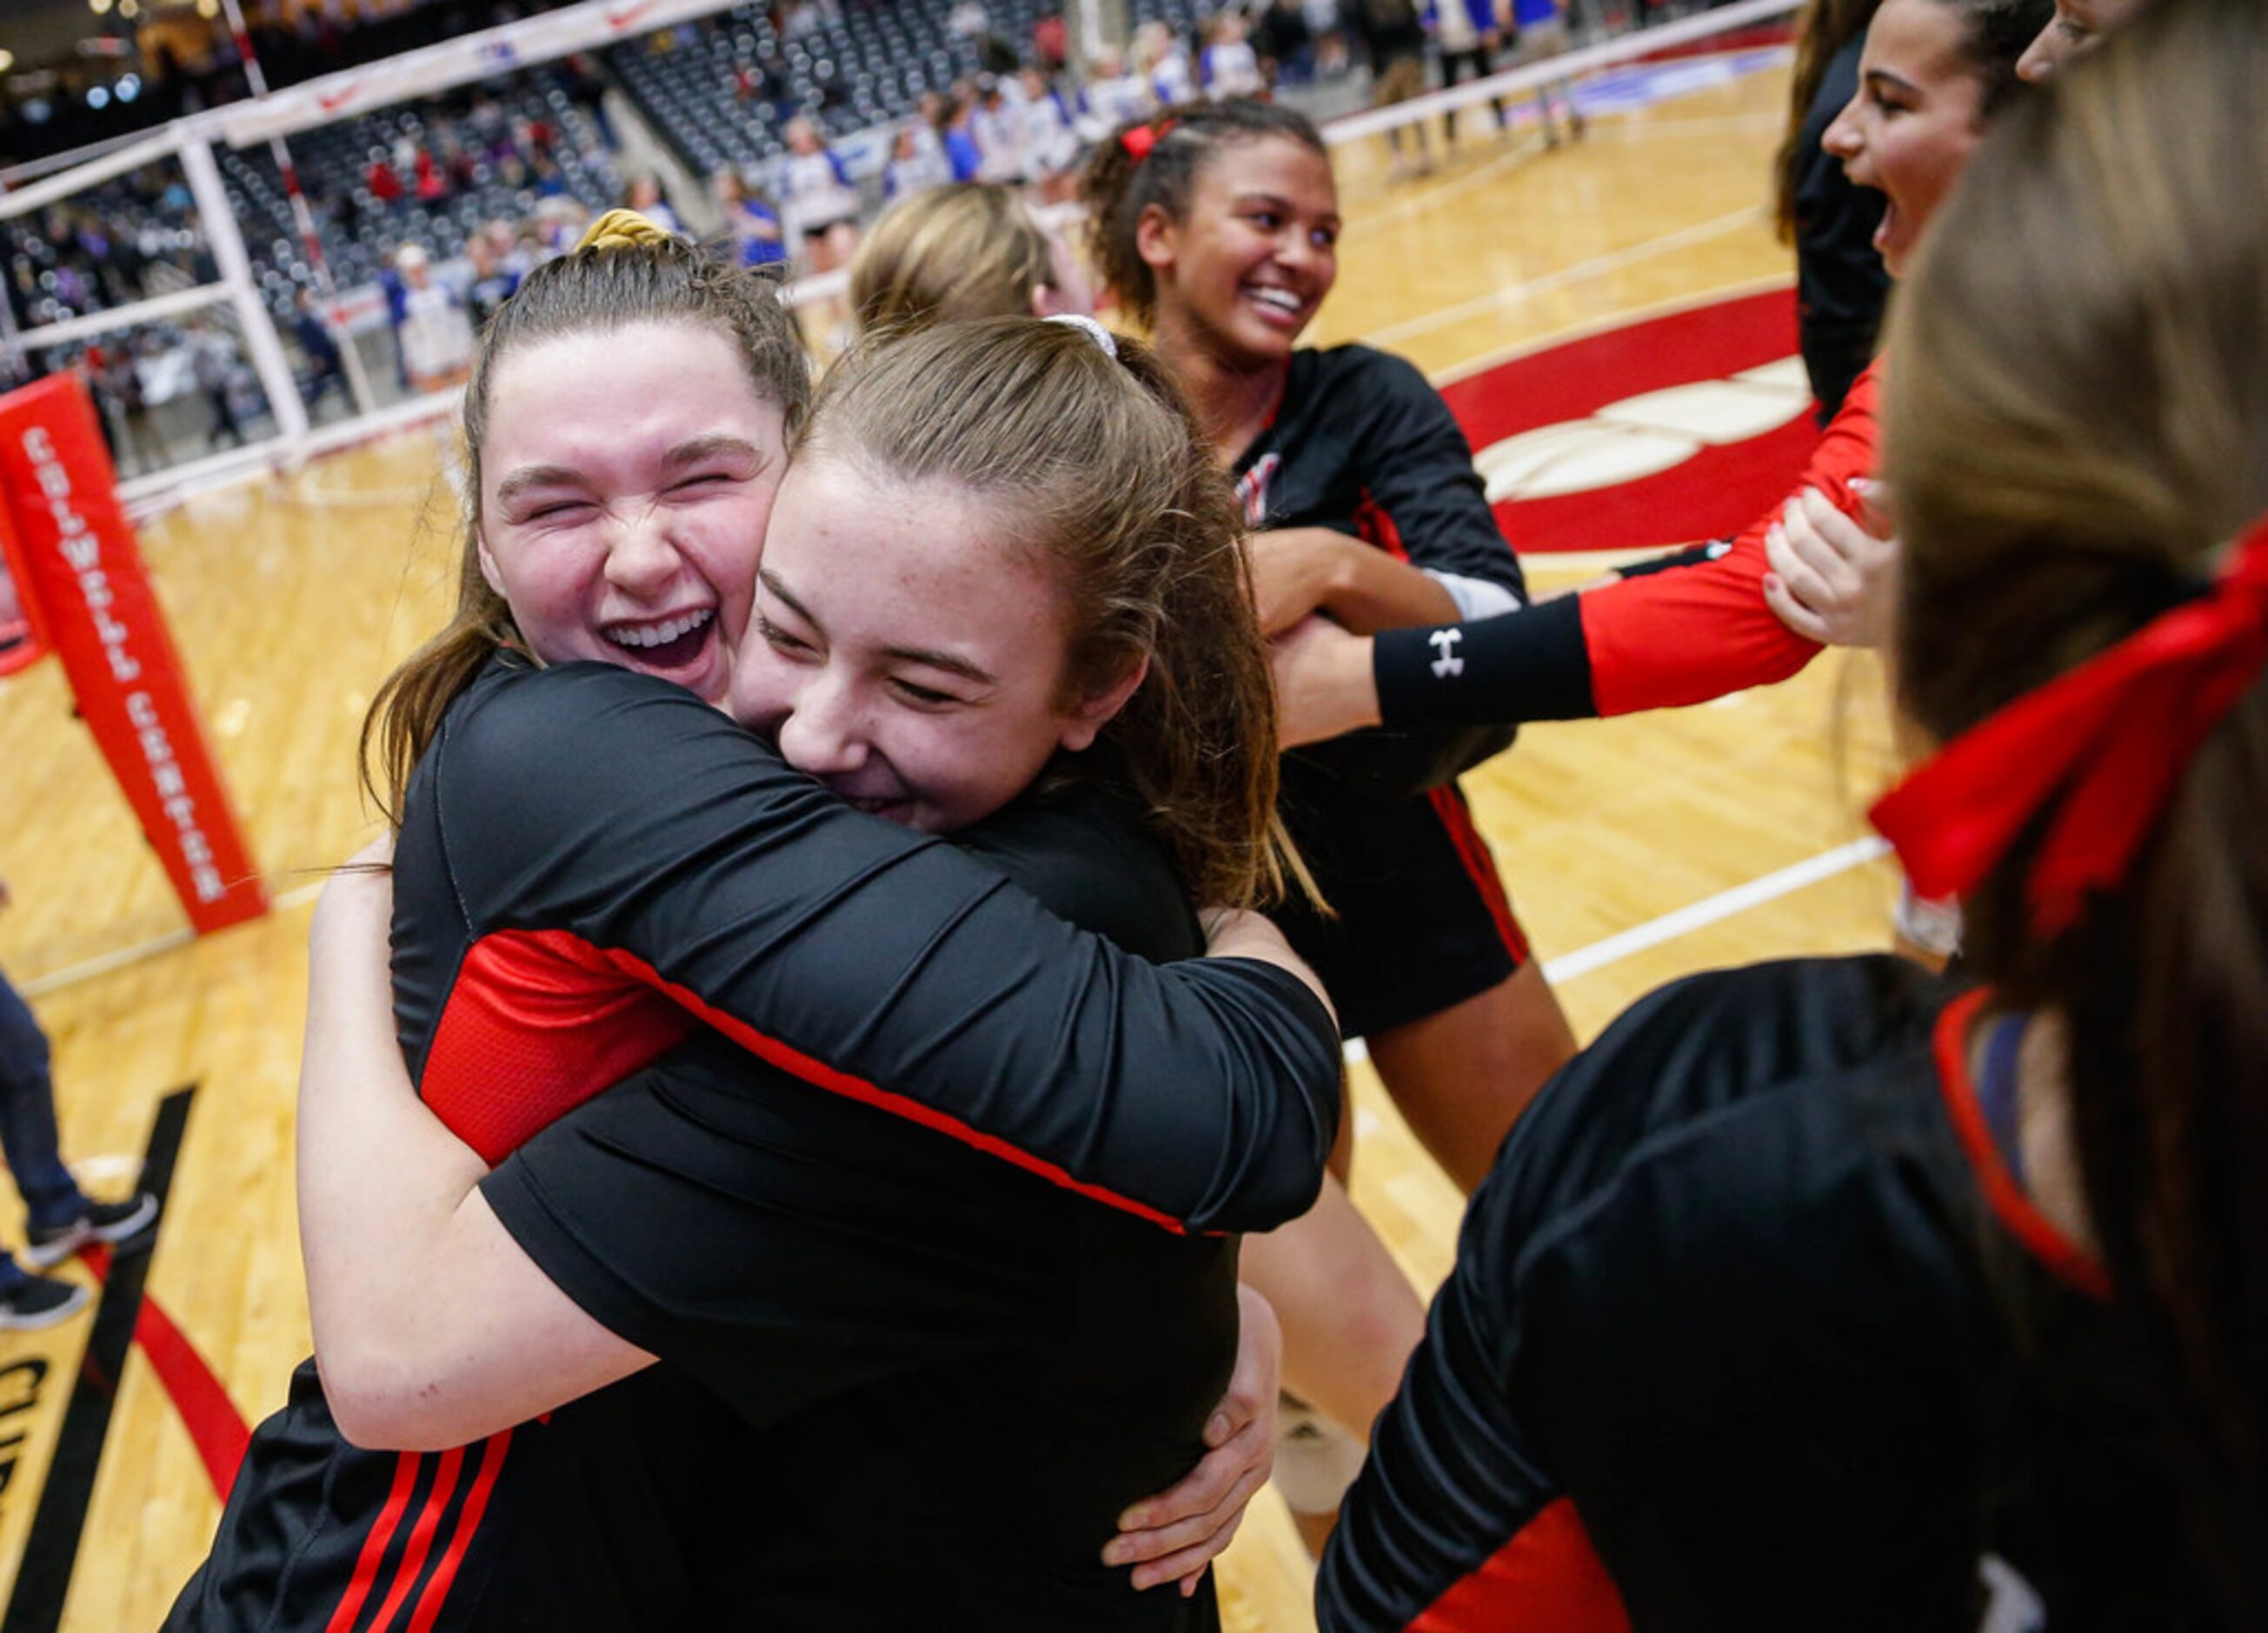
[440,661,753,773]
[954,783,1201,963]
[1303,343,1433,408]
[1480,956,1962,1256]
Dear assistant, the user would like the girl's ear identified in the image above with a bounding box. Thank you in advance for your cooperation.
[1058,653,1150,753]
[1134,203,1179,277]
[476,524,506,599]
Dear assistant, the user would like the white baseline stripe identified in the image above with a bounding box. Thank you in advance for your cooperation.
[1362,208,1761,350]
[19,877,329,998]
[1344,836,1892,1068]
[1540,836,1892,986]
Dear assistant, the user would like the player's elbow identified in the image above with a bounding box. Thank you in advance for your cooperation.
[316,1337,484,1452]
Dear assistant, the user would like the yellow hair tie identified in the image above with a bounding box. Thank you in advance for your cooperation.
[575,208,675,253]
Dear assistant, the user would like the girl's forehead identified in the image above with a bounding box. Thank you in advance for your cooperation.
[1201,137,1337,202]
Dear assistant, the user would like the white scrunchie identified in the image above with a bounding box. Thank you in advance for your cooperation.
[1044,311,1119,360]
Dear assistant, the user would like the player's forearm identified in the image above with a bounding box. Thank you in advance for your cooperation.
[1315,540,1462,635]
[1371,594,1600,728]
[296,870,496,1431]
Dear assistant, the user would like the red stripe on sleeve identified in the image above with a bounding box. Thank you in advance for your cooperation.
[406,1430,515,1633]
[1354,492,1416,563]
[587,936,1193,1236]
[366,1445,464,1633]
[422,933,695,1164]
[1411,1496,1631,1632]
[323,1453,423,1633]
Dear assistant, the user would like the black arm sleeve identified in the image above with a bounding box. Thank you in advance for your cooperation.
[425,663,1339,1236]
[1372,594,1598,729]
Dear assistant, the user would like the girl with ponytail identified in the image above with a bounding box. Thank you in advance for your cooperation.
[1323,3,2261,1624]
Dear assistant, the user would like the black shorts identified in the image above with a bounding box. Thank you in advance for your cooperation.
[165,1359,755,1632]
[1274,763,1529,1040]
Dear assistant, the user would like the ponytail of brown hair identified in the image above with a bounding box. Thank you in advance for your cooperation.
[358,218,808,825]
[1887,0,2268,1614]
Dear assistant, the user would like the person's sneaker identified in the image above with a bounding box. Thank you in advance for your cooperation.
[23,1192,160,1270]
[0,1273,90,1330]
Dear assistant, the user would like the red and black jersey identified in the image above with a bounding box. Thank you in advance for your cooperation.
[1237,341,1526,799]
[1318,956,2193,1631]
[390,657,1339,1230]
[1236,343,1538,1038]
[1371,362,1882,727]
[167,657,1339,1632]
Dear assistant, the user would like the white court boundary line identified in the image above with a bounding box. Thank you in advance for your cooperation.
[1343,836,1893,1064]
[1541,836,1892,985]
[1365,207,1764,351]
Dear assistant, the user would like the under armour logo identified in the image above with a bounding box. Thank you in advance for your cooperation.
[1429,628,1464,678]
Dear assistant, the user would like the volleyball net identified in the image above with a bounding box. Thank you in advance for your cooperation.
[0,0,1799,522]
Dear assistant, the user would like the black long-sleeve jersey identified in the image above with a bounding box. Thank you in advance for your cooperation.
[395,658,1340,1231]
[1240,344,1536,1037]
[479,795,1240,1626]
[1319,958,2192,1631]
[167,657,1340,1633]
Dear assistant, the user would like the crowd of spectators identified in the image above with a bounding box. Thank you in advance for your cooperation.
[0,0,1642,472]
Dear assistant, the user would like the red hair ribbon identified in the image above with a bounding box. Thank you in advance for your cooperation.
[1872,515,2268,936]
[1121,117,1175,162]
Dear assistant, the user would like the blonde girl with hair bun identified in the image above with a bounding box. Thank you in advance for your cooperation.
[850,181,1094,334]
[175,224,1336,1630]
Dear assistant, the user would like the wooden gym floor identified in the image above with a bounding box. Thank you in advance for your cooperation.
[0,55,1903,1632]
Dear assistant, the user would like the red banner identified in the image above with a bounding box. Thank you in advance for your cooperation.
[0,496,48,679]
[0,375,266,935]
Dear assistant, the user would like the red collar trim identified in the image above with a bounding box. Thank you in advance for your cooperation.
[1932,987,2112,1302]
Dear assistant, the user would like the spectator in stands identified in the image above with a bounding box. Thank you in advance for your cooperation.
[1033,4,1071,74]
[1355,0,1434,178]
[1203,10,1271,97]
[623,173,682,236]
[949,0,989,38]
[715,169,789,266]
[1080,46,1153,138]
[365,145,404,209]
[1431,0,1509,149]
[293,290,350,417]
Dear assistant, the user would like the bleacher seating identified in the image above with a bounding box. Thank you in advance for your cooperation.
[216,66,620,317]
[605,0,1063,184]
